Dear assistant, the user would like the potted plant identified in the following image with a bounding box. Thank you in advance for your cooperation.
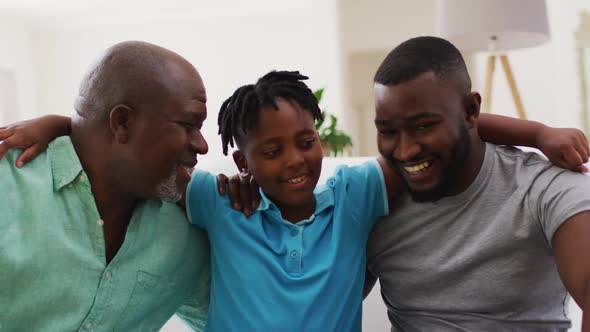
[314,88,353,157]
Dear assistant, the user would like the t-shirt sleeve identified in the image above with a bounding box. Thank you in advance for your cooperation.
[530,170,590,245]
[186,169,222,229]
[331,160,389,227]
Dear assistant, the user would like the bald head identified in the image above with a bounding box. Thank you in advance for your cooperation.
[74,41,198,122]
[69,41,208,204]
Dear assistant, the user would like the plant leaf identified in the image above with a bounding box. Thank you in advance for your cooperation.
[313,88,324,103]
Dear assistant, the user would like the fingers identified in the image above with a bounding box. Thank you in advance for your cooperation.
[249,178,261,210]
[15,144,46,168]
[227,175,242,211]
[239,173,253,216]
[216,174,229,195]
[561,145,584,171]
[0,136,19,162]
[0,126,14,141]
[577,133,590,161]
[0,127,15,161]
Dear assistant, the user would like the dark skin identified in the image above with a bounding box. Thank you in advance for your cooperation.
[229,98,400,222]
[218,107,590,217]
[232,99,323,223]
[94,59,207,263]
[374,72,485,200]
[373,71,590,331]
[374,71,590,200]
[20,42,210,264]
[1,72,589,263]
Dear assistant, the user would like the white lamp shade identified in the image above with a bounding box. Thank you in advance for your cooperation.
[436,0,550,52]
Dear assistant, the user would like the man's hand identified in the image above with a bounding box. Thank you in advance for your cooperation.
[536,126,590,172]
[216,172,260,217]
[0,115,71,167]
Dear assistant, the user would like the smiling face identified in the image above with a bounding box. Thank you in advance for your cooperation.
[374,71,479,202]
[126,59,209,202]
[237,98,323,221]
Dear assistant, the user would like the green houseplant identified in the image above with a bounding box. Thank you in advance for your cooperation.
[314,88,353,157]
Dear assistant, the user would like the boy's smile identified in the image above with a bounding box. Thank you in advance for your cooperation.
[238,98,323,222]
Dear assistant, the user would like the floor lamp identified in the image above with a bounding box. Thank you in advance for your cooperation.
[435,0,550,120]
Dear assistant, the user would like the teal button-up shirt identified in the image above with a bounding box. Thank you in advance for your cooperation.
[0,137,210,332]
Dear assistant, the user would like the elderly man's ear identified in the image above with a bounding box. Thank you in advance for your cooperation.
[109,104,135,143]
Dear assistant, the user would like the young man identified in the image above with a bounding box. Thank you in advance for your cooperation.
[0,41,210,331]
[366,36,590,331]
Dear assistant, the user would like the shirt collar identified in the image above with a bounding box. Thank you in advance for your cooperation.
[255,183,335,216]
[48,136,85,191]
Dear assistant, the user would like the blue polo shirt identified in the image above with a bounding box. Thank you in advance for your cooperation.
[186,160,388,331]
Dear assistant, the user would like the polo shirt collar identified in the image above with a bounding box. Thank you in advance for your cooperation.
[255,184,335,216]
[48,136,85,191]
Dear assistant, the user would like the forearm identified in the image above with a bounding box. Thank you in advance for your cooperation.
[42,115,72,137]
[478,113,546,148]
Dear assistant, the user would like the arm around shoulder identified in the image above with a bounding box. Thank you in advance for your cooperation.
[478,113,590,172]
[0,115,72,167]
[552,211,590,332]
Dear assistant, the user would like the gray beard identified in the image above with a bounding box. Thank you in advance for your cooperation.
[155,169,182,203]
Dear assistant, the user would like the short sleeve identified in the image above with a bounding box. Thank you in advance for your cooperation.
[186,170,221,229]
[330,160,389,227]
[530,170,590,244]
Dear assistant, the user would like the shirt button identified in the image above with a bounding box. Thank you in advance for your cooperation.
[327,178,336,188]
[290,228,298,236]
[96,219,104,226]
[83,322,93,330]
[67,183,73,189]
[290,250,299,259]
[79,175,86,182]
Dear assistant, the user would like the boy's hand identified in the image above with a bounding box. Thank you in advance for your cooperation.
[0,122,47,168]
[0,115,71,167]
[536,126,590,172]
[217,172,260,217]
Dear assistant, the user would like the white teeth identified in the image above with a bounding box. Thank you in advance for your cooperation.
[287,176,306,184]
[404,162,430,173]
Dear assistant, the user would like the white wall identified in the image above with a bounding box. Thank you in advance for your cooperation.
[338,0,437,156]
[24,0,343,162]
[0,16,37,124]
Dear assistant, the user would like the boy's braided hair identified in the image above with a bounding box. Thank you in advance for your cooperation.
[217,70,323,155]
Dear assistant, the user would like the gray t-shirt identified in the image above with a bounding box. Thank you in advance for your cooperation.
[366,143,590,332]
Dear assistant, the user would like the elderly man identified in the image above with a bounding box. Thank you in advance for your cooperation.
[0,41,210,331]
